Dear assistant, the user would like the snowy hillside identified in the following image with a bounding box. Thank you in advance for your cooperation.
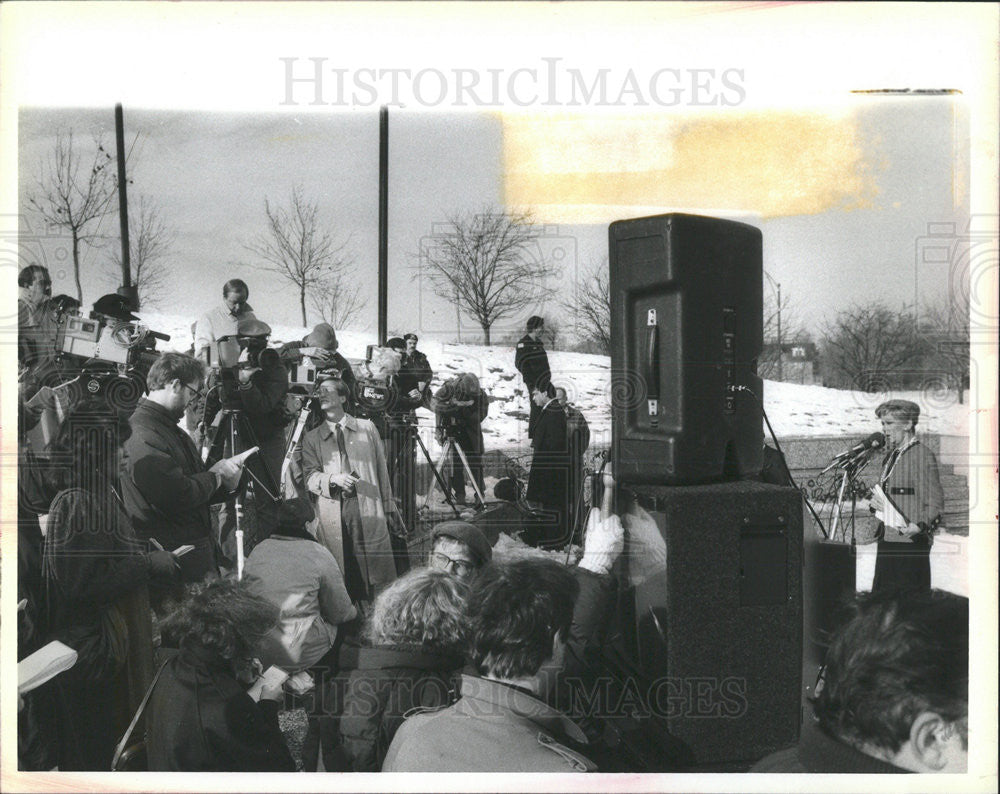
[137,312,971,454]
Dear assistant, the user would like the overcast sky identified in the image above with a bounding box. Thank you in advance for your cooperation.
[17,95,966,343]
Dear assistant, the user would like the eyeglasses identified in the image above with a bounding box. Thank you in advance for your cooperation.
[180,382,205,401]
[429,551,475,577]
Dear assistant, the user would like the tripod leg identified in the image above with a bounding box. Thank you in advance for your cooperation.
[414,432,461,517]
[452,441,485,508]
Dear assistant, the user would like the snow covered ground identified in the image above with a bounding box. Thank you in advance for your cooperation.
[139,311,971,452]
[138,312,974,597]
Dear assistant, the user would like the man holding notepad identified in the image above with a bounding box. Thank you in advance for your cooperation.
[122,353,246,596]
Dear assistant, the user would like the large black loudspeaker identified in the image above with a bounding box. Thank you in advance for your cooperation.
[609,213,764,485]
[617,481,803,767]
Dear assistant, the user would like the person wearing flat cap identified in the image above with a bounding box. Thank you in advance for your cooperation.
[427,521,492,581]
[278,322,357,400]
[868,399,944,593]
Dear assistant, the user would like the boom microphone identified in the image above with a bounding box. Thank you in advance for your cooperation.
[833,432,886,460]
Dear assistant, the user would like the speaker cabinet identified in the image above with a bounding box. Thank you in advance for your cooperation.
[609,213,763,485]
[616,481,803,767]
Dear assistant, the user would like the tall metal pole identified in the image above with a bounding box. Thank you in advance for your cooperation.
[776,280,782,382]
[378,106,388,345]
[114,103,138,310]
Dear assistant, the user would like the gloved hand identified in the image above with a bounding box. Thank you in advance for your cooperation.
[147,549,181,582]
[578,509,625,576]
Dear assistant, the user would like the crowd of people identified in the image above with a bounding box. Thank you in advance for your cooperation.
[15,267,967,775]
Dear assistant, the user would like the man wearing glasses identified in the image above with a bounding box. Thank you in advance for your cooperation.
[122,352,244,594]
[427,521,492,581]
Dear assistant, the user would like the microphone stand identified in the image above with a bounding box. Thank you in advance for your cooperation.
[829,449,872,543]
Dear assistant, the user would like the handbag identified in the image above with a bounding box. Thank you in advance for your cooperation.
[111,658,170,771]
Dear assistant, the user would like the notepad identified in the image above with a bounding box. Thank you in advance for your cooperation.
[247,665,288,702]
[18,641,78,695]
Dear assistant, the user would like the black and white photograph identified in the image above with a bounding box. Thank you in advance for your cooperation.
[1,2,996,791]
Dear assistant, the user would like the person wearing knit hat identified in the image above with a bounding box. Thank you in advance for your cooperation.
[278,322,357,398]
[869,398,944,593]
[429,520,492,580]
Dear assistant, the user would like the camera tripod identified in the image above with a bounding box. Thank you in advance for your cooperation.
[203,404,280,578]
[416,426,486,514]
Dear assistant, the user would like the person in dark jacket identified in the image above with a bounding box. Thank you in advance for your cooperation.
[869,399,945,594]
[336,567,469,771]
[524,385,572,548]
[398,332,433,406]
[38,401,181,771]
[555,386,590,543]
[121,353,243,594]
[514,315,551,440]
[146,578,296,772]
[752,588,968,773]
[432,372,489,507]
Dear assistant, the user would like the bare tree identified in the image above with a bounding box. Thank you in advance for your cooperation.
[416,208,558,345]
[310,272,368,329]
[561,257,611,355]
[245,187,352,326]
[27,131,118,303]
[921,296,970,404]
[759,287,806,379]
[105,195,174,309]
[820,302,928,391]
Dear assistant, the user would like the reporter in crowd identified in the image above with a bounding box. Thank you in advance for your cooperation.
[146,578,296,772]
[555,386,591,543]
[301,376,401,605]
[868,399,945,593]
[279,322,357,401]
[431,372,489,507]
[121,352,243,596]
[336,568,469,772]
[382,557,597,773]
[243,497,357,674]
[753,588,968,773]
[427,520,492,581]
[37,401,182,770]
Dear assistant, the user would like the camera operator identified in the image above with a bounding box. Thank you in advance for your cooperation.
[278,322,357,399]
[431,373,489,508]
[208,318,291,558]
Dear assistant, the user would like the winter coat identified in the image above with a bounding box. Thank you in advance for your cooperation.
[382,674,596,772]
[301,415,398,597]
[514,333,551,391]
[146,644,295,772]
[243,535,356,672]
[121,398,223,581]
[338,643,463,771]
[526,400,570,509]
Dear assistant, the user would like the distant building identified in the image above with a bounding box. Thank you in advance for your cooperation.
[761,340,819,384]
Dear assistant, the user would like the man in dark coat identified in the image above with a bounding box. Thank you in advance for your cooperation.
[399,332,433,406]
[514,315,550,440]
[556,387,590,543]
[122,353,243,589]
[752,588,968,773]
[525,385,571,548]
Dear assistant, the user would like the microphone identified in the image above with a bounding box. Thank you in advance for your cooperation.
[832,432,886,460]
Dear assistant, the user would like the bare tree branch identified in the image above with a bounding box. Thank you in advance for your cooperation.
[310,272,369,329]
[244,187,353,326]
[920,296,970,404]
[560,257,611,354]
[415,207,558,345]
[105,195,174,309]
[27,131,118,304]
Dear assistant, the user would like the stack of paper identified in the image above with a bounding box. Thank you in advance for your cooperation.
[18,641,78,694]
